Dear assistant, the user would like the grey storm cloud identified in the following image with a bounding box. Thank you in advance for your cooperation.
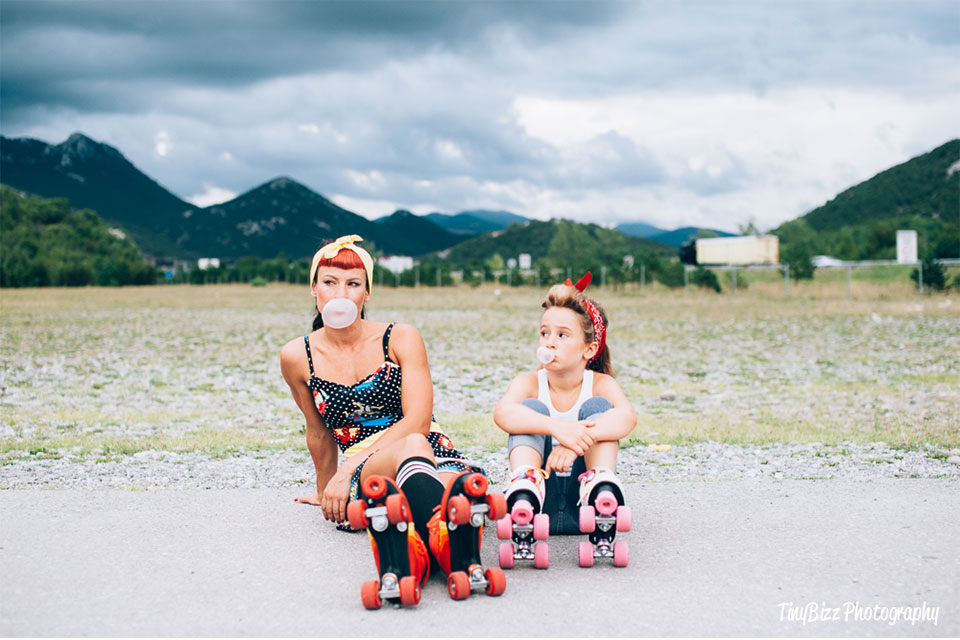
[0,0,627,114]
[1,0,957,229]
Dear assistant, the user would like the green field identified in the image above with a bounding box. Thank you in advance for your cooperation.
[1,282,958,462]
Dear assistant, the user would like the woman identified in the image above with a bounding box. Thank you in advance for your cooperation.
[279,235,505,606]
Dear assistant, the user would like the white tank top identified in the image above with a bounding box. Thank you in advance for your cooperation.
[537,368,594,421]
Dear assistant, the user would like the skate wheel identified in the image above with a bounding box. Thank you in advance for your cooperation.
[613,540,629,567]
[512,499,533,526]
[463,473,489,497]
[361,580,381,609]
[616,505,632,532]
[533,542,549,569]
[484,567,506,596]
[361,475,388,500]
[578,541,594,568]
[486,492,507,520]
[579,505,596,533]
[399,575,420,606]
[385,493,407,524]
[448,495,471,526]
[595,490,618,516]
[447,571,471,600]
[496,515,513,540]
[346,499,368,530]
[532,513,549,541]
[498,542,514,569]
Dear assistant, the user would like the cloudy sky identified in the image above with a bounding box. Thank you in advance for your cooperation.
[2,0,957,232]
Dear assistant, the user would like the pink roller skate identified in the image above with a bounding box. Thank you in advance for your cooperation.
[497,465,550,569]
[576,467,631,568]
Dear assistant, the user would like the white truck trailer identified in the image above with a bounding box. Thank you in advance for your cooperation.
[695,235,779,265]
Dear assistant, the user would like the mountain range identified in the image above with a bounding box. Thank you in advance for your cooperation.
[2,132,956,264]
[3,132,675,261]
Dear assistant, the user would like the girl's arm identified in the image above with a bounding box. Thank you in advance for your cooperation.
[493,373,595,455]
[584,373,637,441]
[280,340,338,505]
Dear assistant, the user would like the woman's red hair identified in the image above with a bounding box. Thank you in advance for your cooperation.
[313,248,367,283]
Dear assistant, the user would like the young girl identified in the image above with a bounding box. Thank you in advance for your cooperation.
[280,235,506,608]
[493,273,637,568]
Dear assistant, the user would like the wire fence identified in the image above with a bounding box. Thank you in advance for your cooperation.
[373,259,960,299]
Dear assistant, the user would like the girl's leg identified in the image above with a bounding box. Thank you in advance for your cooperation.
[505,399,551,512]
[508,398,551,469]
[579,397,619,471]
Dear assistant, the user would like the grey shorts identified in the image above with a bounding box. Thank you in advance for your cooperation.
[507,396,613,460]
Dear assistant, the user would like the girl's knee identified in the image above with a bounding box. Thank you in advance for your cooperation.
[521,398,551,416]
[579,396,613,421]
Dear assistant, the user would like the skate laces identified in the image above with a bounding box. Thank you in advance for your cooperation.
[510,465,547,486]
[577,467,616,506]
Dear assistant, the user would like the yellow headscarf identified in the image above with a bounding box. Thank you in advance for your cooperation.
[309,235,375,293]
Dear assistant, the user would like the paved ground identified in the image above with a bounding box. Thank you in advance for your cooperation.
[1,479,957,637]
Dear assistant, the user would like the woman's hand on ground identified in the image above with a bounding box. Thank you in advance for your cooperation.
[545,444,578,475]
[294,491,322,506]
[321,466,352,523]
[552,420,595,456]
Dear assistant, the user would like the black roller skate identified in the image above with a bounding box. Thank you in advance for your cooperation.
[346,475,429,609]
[427,470,508,600]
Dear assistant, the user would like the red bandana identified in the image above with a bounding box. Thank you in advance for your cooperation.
[563,272,606,364]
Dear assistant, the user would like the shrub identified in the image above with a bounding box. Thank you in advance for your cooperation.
[691,267,721,292]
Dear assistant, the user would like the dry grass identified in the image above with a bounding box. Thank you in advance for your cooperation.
[2,281,958,460]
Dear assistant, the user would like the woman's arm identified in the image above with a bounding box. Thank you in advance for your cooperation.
[280,339,338,505]
[493,373,594,455]
[583,373,637,441]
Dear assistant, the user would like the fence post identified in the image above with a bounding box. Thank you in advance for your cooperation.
[535,270,540,290]
[641,264,645,290]
[567,266,572,281]
[683,265,689,291]
[846,265,851,300]
[601,265,606,289]
[437,268,441,288]
[732,268,737,295]
[784,263,789,297]
[918,261,923,296]
[415,268,420,289]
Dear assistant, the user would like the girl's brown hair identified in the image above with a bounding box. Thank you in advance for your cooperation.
[541,283,613,376]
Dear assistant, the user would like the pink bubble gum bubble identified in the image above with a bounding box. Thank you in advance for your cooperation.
[536,347,555,364]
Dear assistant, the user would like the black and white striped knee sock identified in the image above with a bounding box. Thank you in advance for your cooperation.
[396,456,444,547]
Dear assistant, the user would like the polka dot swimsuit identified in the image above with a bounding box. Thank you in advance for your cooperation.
[304,323,480,531]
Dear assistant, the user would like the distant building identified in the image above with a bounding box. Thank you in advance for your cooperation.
[623,255,635,269]
[378,255,414,274]
[518,253,532,270]
[198,258,221,270]
[507,258,518,269]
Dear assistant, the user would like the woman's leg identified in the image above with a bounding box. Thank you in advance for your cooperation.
[360,432,436,481]
[361,433,444,550]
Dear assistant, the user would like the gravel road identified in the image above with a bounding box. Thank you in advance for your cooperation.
[2,478,957,637]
